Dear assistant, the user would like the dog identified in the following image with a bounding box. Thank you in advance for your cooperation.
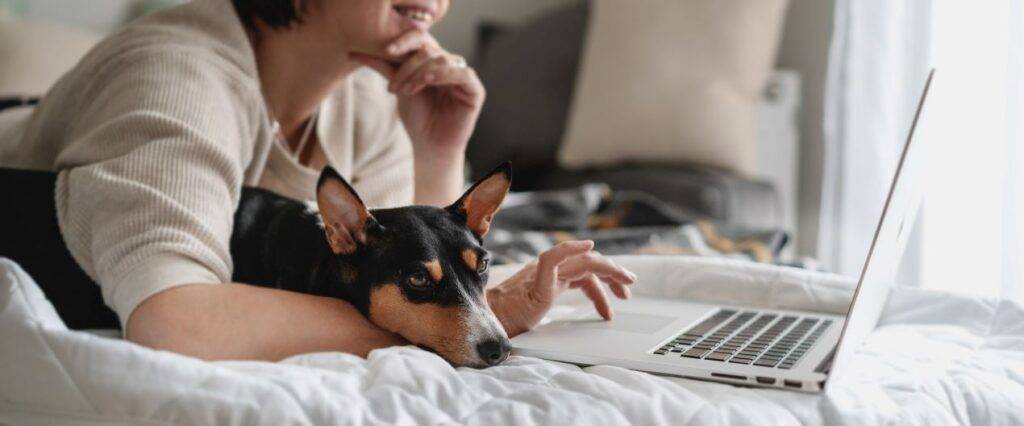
[231,163,514,367]
[0,163,514,368]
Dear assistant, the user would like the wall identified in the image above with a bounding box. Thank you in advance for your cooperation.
[775,0,834,258]
[0,0,180,33]
[432,0,569,61]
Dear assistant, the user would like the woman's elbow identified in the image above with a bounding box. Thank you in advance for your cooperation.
[124,284,227,359]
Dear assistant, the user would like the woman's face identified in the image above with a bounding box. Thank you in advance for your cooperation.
[304,0,450,60]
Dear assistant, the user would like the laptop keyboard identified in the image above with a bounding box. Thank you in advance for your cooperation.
[652,309,833,369]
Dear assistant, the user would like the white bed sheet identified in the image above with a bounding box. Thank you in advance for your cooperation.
[1,256,1022,425]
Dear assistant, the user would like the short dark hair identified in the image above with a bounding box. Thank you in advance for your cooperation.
[232,0,303,29]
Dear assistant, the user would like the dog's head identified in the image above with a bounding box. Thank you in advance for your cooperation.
[315,163,512,368]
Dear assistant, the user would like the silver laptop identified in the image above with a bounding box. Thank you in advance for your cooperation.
[511,70,936,393]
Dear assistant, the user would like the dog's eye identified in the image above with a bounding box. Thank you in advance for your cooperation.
[477,256,490,275]
[407,271,430,289]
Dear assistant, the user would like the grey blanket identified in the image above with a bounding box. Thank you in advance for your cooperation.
[486,184,796,266]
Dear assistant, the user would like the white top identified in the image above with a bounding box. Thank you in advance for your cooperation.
[0,0,414,328]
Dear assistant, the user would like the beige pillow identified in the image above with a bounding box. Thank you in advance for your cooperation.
[558,0,789,176]
[0,11,101,95]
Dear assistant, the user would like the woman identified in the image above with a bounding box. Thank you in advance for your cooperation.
[0,0,634,361]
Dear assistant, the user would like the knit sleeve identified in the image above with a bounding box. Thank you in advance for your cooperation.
[53,48,259,330]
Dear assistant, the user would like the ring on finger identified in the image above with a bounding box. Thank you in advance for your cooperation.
[449,55,467,69]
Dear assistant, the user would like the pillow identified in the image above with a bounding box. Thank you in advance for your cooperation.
[557,0,789,176]
[0,11,101,95]
[467,1,589,180]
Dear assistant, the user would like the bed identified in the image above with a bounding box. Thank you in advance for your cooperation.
[2,256,1022,425]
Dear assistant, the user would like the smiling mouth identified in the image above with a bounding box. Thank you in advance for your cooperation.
[393,5,435,25]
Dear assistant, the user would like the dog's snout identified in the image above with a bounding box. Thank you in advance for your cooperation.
[476,339,511,366]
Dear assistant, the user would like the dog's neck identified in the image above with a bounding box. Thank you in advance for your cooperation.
[230,188,372,313]
[276,210,341,290]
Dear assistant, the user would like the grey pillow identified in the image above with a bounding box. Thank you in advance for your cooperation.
[467,1,589,181]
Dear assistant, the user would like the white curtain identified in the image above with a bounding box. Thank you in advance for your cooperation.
[917,0,1024,301]
[823,0,1024,302]
[819,0,933,278]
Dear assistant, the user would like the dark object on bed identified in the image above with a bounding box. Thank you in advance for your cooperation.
[0,168,119,329]
[468,1,778,229]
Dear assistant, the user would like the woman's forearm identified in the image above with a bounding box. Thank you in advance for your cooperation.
[126,283,405,361]
[413,149,466,206]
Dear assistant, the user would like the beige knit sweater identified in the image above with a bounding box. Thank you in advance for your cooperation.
[0,0,414,328]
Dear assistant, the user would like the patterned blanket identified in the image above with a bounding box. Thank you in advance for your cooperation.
[486,184,804,267]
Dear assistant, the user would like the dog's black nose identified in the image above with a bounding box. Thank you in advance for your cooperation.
[476,339,511,366]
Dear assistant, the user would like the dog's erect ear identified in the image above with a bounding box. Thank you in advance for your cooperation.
[317,167,379,255]
[448,162,512,239]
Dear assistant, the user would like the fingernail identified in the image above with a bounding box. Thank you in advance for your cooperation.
[388,44,400,55]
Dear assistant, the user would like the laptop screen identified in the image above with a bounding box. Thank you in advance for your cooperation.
[826,70,935,390]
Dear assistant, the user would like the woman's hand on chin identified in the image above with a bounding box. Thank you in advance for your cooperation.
[351,29,484,159]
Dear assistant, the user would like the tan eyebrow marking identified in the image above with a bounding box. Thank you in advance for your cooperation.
[462,249,478,270]
[424,259,443,282]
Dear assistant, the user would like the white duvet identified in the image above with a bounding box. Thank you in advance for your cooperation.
[2,256,1022,425]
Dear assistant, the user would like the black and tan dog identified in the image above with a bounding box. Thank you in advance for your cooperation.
[0,163,514,368]
[232,163,513,367]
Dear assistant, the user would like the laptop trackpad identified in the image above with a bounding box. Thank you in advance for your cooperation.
[568,311,675,334]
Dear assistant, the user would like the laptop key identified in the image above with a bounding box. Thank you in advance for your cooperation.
[705,352,731,361]
[754,358,779,367]
[729,358,753,365]
[682,348,710,358]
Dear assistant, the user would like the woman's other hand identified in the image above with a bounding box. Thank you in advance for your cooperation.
[486,241,638,337]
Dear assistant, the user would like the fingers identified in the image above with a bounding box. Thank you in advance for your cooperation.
[607,280,632,300]
[531,240,595,302]
[567,272,632,300]
[386,30,439,58]
[389,49,436,93]
[558,251,637,289]
[576,274,613,320]
[401,56,483,105]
